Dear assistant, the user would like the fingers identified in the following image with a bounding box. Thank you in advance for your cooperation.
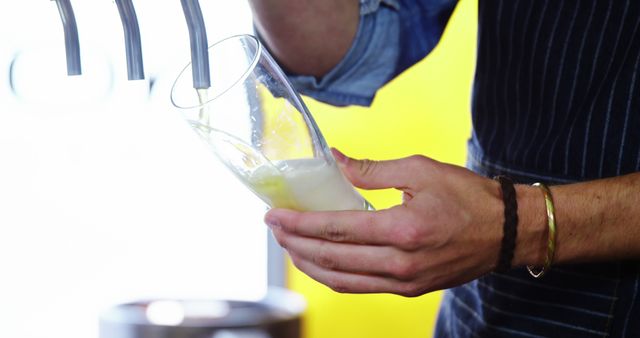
[331,148,435,191]
[288,252,425,297]
[272,226,416,278]
[265,207,408,247]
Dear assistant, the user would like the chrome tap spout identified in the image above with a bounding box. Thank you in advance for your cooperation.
[180,0,210,89]
[115,0,145,80]
[54,0,81,76]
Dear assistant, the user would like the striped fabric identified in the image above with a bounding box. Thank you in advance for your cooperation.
[471,0,640,180]
[436,1,640,337]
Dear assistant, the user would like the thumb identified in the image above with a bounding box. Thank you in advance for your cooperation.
[331,148,425,190]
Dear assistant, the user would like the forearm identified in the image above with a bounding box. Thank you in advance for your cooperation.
[514,172,640,267]
[248,0,359,77]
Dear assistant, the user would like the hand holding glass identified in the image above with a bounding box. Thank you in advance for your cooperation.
[171,35,373,211]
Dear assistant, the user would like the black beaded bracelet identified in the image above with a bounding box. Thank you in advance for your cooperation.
[494,175,518,273]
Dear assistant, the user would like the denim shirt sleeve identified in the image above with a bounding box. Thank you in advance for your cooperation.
[286,0,459,107]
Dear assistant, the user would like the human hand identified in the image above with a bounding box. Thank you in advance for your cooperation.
[264,149,508,297]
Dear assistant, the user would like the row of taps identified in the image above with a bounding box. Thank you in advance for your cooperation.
[54,0,210,89]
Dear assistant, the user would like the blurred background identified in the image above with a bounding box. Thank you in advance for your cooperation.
[0,0,476,337]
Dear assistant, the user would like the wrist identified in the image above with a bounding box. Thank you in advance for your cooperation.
[512,184,548,267]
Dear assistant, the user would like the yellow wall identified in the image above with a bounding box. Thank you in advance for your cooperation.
[288,0,478,337]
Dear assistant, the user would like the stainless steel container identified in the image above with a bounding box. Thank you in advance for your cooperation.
[99,288,305,338]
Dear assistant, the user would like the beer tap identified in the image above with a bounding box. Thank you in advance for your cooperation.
[115,0,145,80]
[180,0,210,89]
[53,0,81,76]
[52,0,209,89]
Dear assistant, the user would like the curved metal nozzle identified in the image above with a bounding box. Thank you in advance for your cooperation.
[180,0,210,89]
[54,0,81,76]
[115,0,145,80]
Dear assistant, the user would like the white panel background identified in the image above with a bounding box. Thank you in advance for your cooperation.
[0,2,268,337]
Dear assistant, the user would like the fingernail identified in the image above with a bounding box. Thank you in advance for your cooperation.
[264,214,281,228]
[331,148,348,165]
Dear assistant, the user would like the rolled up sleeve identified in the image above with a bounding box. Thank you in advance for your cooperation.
[287,0,400,106]
[287,0,458,107]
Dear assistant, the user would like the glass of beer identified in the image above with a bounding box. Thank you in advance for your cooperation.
[171,34,373,211]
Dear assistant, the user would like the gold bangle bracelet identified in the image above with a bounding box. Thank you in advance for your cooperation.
[527,183,557,278]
